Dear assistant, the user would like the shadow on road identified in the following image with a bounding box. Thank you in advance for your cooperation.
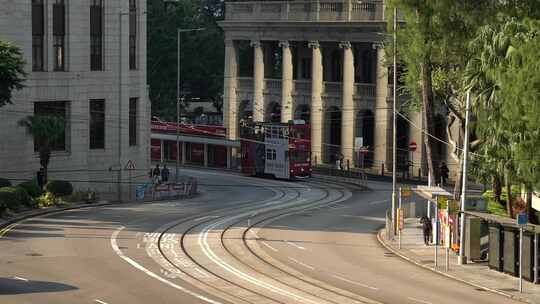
[0,278,78,295]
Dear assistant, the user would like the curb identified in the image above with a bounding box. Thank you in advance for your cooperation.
[376,229,532,304]
[0,201,118,233]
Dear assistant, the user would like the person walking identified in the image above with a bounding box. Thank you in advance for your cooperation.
[439,162,449,186]
[152,164,161,184]
[161,165,170,183]
[420,216,432,246]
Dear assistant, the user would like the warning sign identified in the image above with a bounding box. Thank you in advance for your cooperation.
[125,160,136,170]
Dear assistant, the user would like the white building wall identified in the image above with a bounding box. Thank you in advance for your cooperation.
[0,0,149,199]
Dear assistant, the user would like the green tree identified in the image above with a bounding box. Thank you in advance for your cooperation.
[148,0,224,121]
[388,0,496,191]
[0,40,26,107]
[18,116,65,183]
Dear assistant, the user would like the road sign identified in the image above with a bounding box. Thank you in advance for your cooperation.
[517,212,528,226]
[402,187,412,198]
[409,141,417,152]
[125,159,136,170]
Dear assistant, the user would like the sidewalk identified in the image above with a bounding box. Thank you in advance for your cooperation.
[378,218,540,304]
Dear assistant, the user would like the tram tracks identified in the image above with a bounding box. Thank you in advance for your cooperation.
[148,178,382,304]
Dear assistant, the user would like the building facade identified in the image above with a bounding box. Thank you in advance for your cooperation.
[0,0,149,197]
[219,0,458,178]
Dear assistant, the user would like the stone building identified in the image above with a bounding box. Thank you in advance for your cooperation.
[0,0,149,198]
[219,0,457,178]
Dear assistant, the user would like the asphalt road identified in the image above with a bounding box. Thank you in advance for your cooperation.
[0,169,519,304]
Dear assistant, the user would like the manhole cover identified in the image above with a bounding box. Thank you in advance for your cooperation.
[383,252,395,257]
[26,253,43,257]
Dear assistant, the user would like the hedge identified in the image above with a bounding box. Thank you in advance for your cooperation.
[0,186,31,212]
[18,180,41,198]
[0,178,11,188]
[45,180,73,197]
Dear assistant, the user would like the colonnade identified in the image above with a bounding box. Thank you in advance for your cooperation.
[223,39,394,168]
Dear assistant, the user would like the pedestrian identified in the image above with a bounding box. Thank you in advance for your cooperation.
[420,216,432,246]
[439,162,449,186]
[339,154,344,171]
[36,167,45,190]
[161,164,170,183]
[152,164,161,184]
[335,153,341,171]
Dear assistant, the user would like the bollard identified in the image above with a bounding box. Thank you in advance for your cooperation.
[381,163,385,176]
[347,159,350,172]
[418,168,422,180]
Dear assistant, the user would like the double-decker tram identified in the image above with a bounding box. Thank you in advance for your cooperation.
[240,120,311,180]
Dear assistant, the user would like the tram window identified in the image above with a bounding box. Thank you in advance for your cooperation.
[272,149,277,160]
[291,151,310,162]
[266,149,272,160]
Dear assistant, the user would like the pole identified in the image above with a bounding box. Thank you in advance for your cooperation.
[391,6,398,236]
[458,91,471,265]
[520,226,523,293]
[534,233,538,284]
[446,199,450,272]
[118,12,124,203]
[176,29,181,183]
[398,187,402,249]
[434,199,438,269]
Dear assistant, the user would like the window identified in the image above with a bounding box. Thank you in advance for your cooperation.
[32,0,44,71]
[129,98,138,146]
[53,0,66,71]
[34,101,67,151]
[89,99,105,149]
[265,149,277,160]
[90,0,103,71]
[129,0,137,70]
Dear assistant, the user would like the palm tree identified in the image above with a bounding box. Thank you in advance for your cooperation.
[18,115,65,183]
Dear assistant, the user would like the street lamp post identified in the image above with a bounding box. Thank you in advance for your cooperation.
[392,7,398,235]
[175,28,205,183]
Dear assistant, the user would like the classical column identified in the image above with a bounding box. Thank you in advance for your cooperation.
[280,41,293,123]
[309,41,323,164]
[374,45,391,173]
[223,39,238,140]
[340,41,354,166]
[252,40,265,122]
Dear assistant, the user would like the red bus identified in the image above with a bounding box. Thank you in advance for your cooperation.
[241,120,311,180]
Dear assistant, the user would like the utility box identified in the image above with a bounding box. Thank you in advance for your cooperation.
[466,217,482,261]
[522,232,535,282]
[488,224,504,271]
[503,227,519,276]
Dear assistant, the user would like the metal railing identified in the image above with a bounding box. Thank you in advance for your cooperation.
[355,83,376,98]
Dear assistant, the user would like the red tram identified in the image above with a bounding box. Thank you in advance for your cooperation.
[240,120,311,180]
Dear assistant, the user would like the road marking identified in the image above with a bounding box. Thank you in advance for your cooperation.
[261,241,278,252]
[111,227,223,304]
[286,241,306,250]
[194,215,219,222]
[0,222,19,238]
[332,275,378,291]
[95,300,109,304]
[13,276,29,282]
[369,199,390,205]
[288,257,315,270]
[199,217,322,304]
[407,297,432,304]
[137,243,141,249]
[341,215,385,222]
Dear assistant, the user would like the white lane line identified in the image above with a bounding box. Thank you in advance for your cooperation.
[137,243,141,249]
[95,300,109,304]
[288,257,315,270]
[331,275,378,291]
[13,276,29,282]
[407,297,433,304]
[199,218,322,304]
[194,268,208,277]
[340,215,385,223]
[369,199,390,205]
[286,241,306,250]
[261,241,278,252]
[194,215,219,222]
[110,227,223,304]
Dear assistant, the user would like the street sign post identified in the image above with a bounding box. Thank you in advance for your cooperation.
[409,142,417,178]
[125,160,136,201]
[518,212,527,293]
